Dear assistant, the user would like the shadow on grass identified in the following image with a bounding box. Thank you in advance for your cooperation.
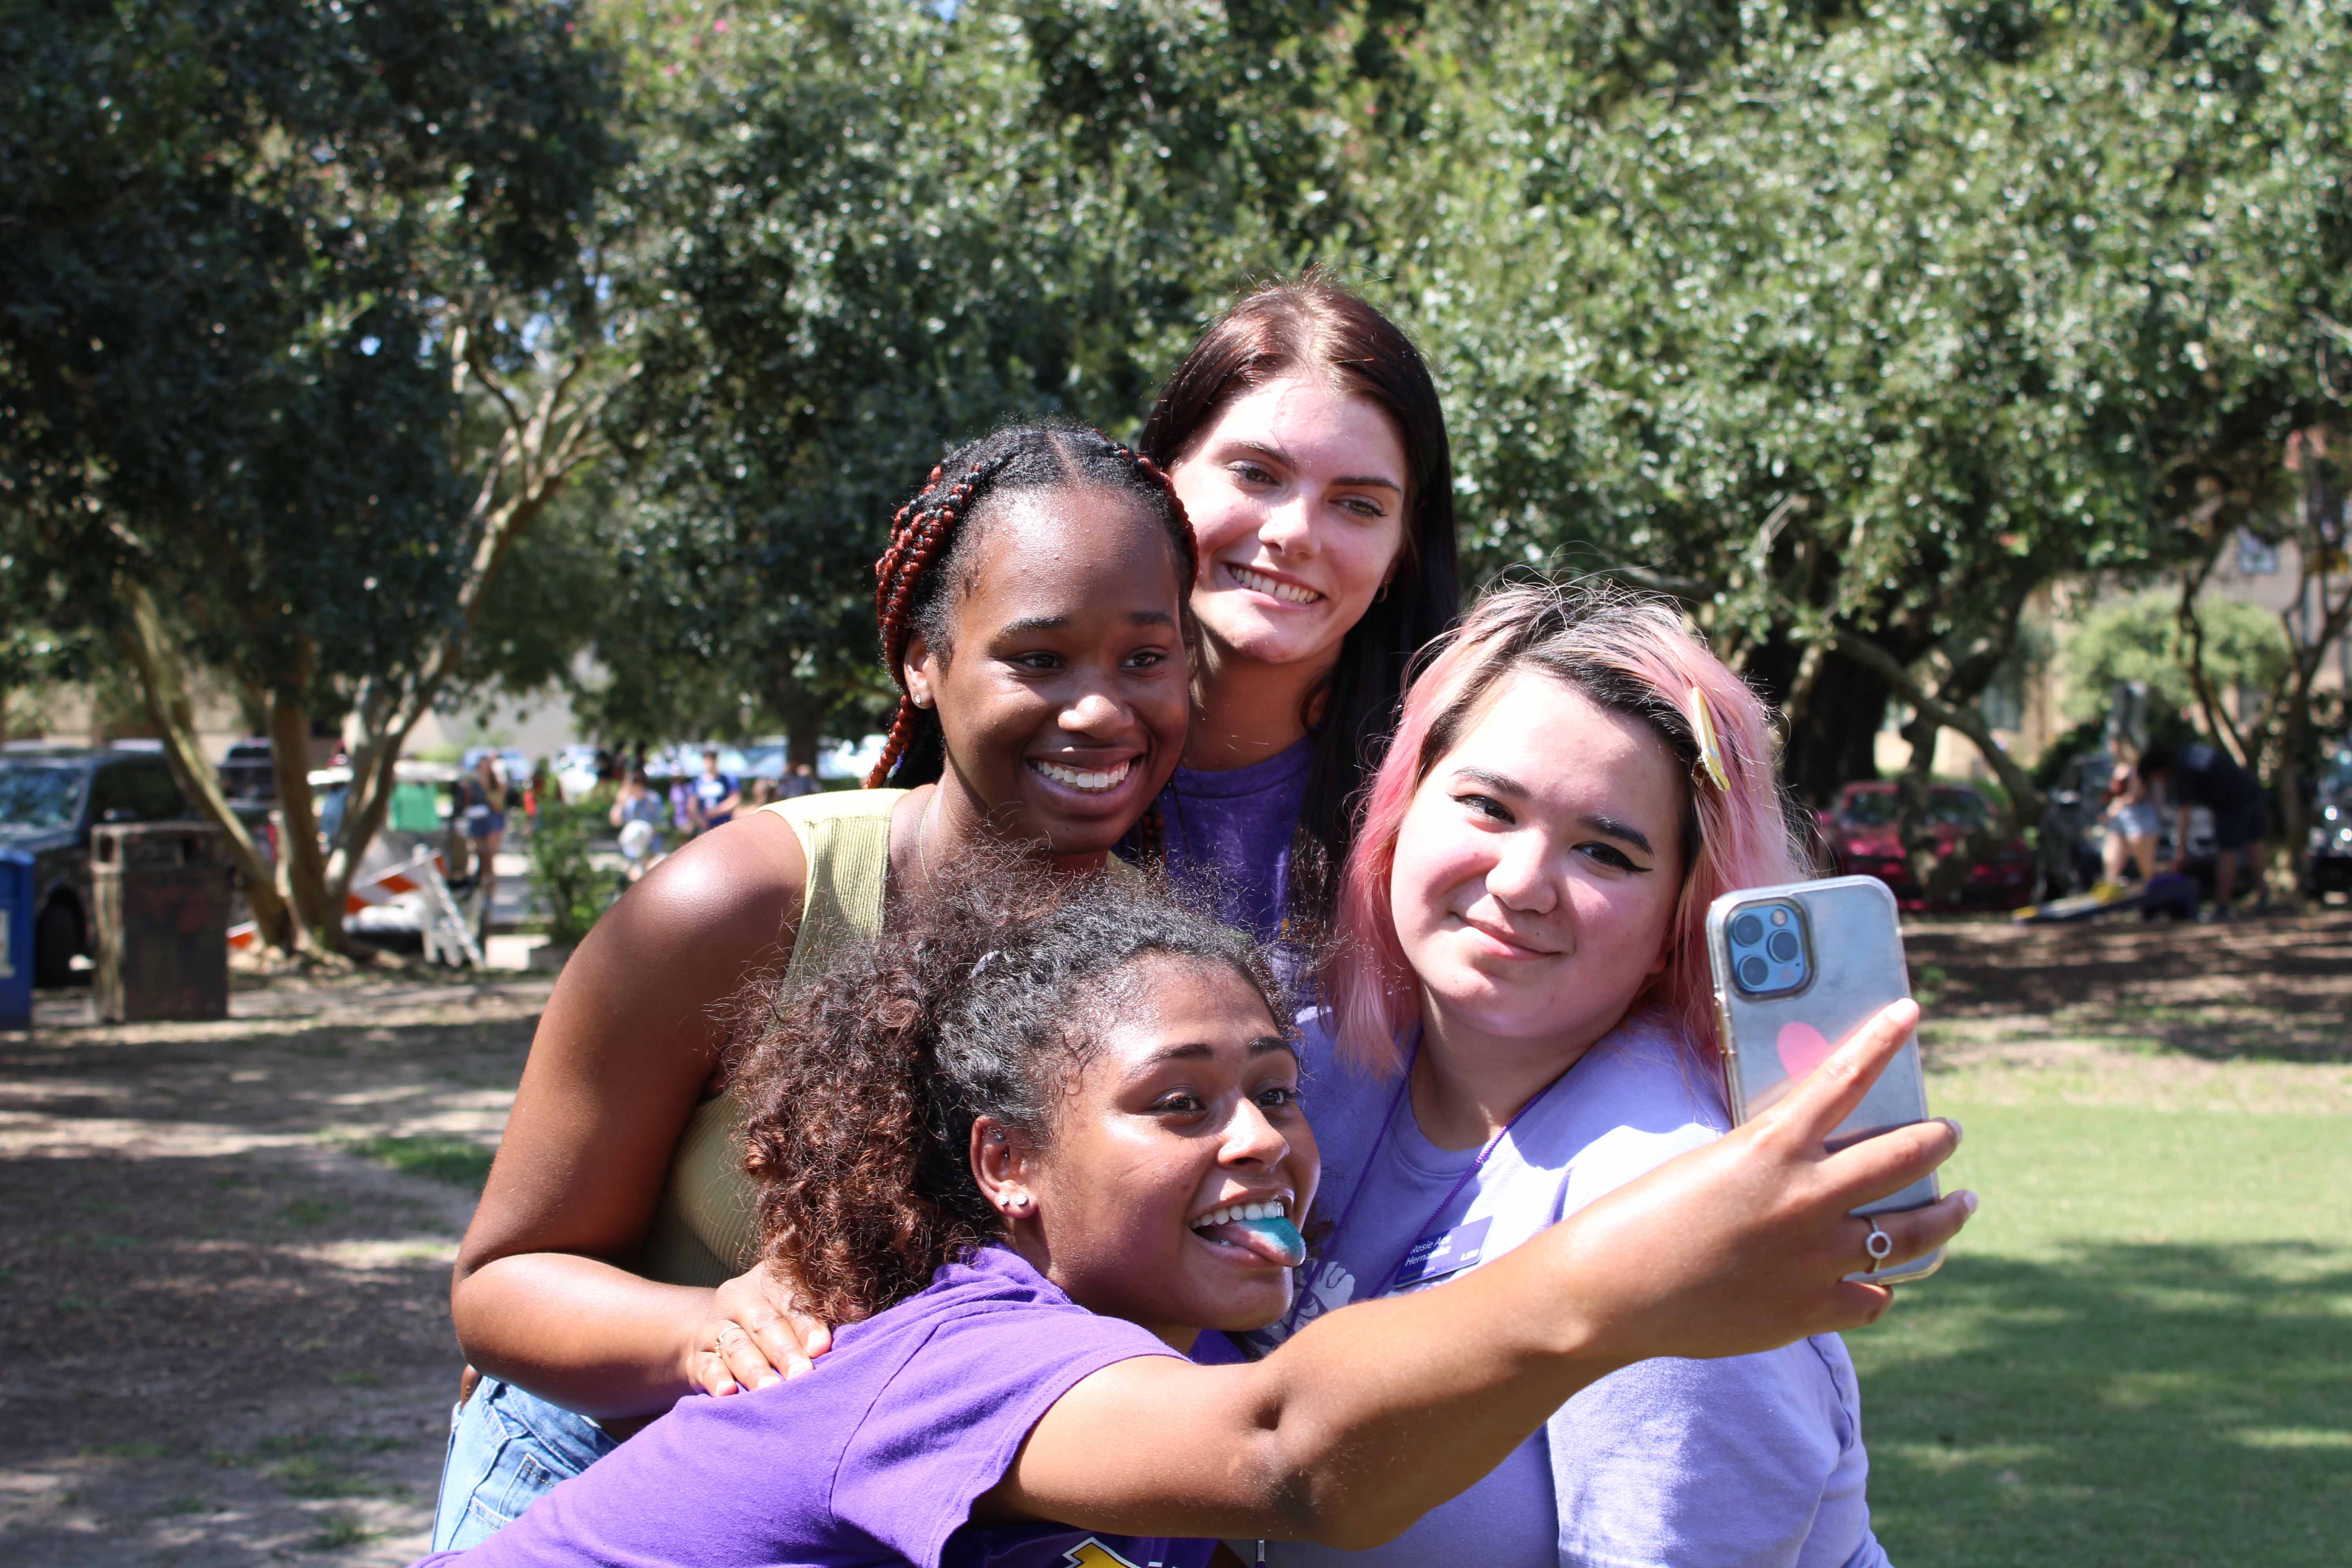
[0,1143,459,1563]
[1904,917,2352,1064]
[1856,1241,2352,1568]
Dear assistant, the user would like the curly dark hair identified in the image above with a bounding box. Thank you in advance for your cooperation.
[734,865,1285,1325]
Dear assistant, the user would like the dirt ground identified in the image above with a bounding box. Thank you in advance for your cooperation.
[1,971,548,1566]
[2,911,2346,1566]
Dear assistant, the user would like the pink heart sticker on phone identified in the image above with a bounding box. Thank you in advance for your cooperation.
[1776,1021,1834,1080]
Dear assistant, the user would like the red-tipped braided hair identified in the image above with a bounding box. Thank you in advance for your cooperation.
[864,425,1199,797]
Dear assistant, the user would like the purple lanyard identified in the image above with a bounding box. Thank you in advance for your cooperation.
[1285,1030,1581,1334]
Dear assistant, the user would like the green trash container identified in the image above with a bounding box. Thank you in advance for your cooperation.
[92,822,232,1023]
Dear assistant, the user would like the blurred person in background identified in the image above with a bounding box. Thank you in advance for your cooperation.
[689,748,742,834]
[609,769,667,883]
[2140,741,2268,918]
[456,753,510,920]
[777,760,821,800]
[2100,754,2160,886]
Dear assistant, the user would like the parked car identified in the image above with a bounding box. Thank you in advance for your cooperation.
[211,737,286,864]
[2310,744,2352,896]
[1822,780,2033,910]
[0,746,190,985]
[217,738,276,803]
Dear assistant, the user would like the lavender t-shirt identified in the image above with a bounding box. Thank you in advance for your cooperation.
[409,1247,1212,1568]
[1158,738,1313,946]
[1245,1012,1888,1568]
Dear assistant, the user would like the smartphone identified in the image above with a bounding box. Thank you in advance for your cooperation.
[1705,875,1943,1284]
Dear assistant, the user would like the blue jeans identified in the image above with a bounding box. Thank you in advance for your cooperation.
[430,1375,618,1550]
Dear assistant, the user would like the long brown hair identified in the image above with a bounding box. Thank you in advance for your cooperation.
[1137,270,1462,936]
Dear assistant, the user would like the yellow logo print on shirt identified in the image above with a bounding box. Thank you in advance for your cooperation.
[1063,1541,1144,1568]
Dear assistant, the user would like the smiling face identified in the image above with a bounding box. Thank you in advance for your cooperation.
[903,486,1191,857]
[982,956,1318,1346]
[1390,670,1690,1066]
[1168,374,1410,682]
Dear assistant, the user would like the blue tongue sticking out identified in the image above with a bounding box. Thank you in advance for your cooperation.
[1234,1215,1307,1269]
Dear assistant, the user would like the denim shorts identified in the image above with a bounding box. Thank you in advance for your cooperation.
[2110,800,2161,840]
[430,1374,617,1551]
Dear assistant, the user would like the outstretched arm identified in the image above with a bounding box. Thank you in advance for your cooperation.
[991,999,1970,1548]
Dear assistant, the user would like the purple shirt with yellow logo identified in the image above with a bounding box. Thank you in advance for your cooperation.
[408,1247,1212,1568]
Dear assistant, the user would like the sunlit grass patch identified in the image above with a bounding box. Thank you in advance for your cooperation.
[1853,1086,2352,1568]
[300,1510,378,1551]
[349,1133,495,1190]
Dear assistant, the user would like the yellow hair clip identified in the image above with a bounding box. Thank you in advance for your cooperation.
[1687,684,1730,792]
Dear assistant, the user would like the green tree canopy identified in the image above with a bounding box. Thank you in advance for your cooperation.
[0,0,623,949]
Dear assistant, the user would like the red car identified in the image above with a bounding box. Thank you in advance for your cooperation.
[1822,781,2033,910]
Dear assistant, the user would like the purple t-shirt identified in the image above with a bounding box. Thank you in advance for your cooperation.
[1158,738,1313,946]
[1245,1012,1886,1568]
[409,1248,1212,1568]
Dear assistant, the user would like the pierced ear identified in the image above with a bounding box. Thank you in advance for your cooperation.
[969,1116,1035,1221]
[903,630,940,711]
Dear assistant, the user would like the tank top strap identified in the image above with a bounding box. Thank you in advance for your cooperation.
[762,789,902,985]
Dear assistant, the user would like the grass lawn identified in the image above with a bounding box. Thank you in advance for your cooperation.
[1852,1056,2352,1566]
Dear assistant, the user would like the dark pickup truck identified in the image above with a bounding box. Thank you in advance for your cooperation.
[0,746,190,985]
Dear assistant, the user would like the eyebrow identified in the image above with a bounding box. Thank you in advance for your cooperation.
[1451,766,1657,857]
[1580,813,1656,858]
[996,609,1178,637]
[1226,439,1403,495]
[1142,1034,1298,1067]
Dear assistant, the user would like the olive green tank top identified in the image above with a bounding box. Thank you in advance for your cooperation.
[633,789,903,1288]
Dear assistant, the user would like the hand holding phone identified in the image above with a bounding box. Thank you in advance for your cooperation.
[1706,875,1944,1283]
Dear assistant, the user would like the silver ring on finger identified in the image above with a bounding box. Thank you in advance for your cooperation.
[1862,1219,1895,1274]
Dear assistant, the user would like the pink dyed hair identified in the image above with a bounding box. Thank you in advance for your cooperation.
[1327,581,1814,1076]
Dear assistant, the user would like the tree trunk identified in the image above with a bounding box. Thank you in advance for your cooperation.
[1780,653,1892,806]
[1830,630,2047,826]
[787,715,824,770]
[2175,551,2254,768]
[107,578,300,951]
[2276,706,2309,902]
[266,675,347,955]
[1893,706,1947,901]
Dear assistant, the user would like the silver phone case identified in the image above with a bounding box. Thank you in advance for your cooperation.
[1706,875,1943,1283]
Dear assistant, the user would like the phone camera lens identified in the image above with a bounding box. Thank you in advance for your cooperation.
[1768,929,1801,963]
[1737,955,1768,989]
[1730,913,1763,945]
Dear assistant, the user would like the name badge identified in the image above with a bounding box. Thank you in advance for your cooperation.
[1394,1215,1491,1288]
